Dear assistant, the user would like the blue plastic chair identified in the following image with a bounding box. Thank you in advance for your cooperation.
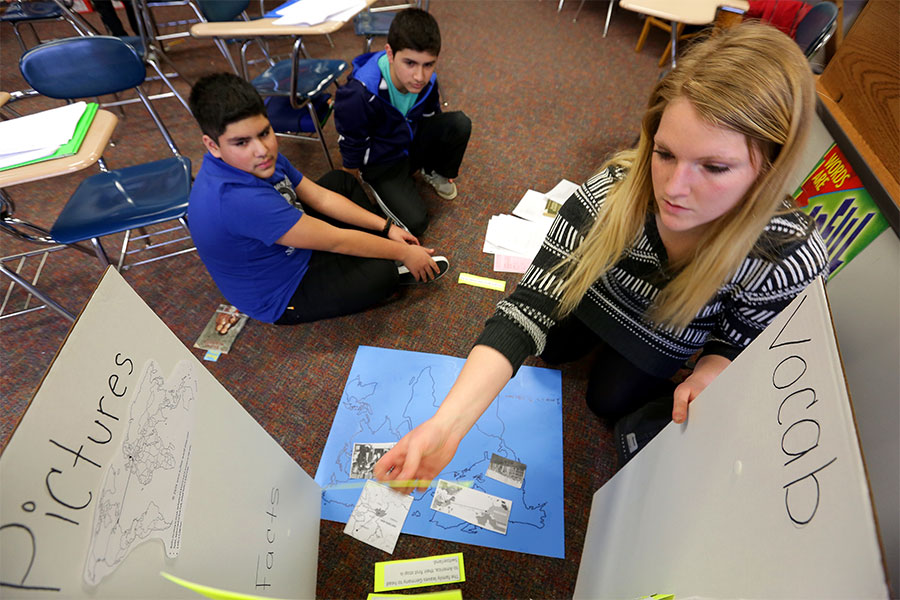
[251,54,348,170]
[0,1,84,52]
[18,36,193,272]
[794,1,838,59]
[353,1,427,53]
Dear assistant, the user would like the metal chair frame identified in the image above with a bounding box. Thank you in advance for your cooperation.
[1,0,90,52]
[572,0,616,37]
[246,37,347,170]
[0,37,195,321]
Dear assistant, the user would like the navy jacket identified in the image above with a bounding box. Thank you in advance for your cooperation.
[334,50,441,169]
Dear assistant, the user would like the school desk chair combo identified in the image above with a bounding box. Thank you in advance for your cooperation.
[353,0,429,53]
[0,0,88,52]
[622,0,750,68]
[0,36,194,322]
[190,0,378,170]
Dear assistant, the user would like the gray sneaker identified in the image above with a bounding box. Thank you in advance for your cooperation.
[421,170,458,200]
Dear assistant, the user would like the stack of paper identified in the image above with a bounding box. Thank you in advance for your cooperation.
[269,0,366,26]
[0,102,97,171]
[484,179,579,274]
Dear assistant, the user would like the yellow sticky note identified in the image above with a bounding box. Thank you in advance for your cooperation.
[373,553,465,592]
[160,572,293,600]
[368,590,463,599]
[457,272,506,292]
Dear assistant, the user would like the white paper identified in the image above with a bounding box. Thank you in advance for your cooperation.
[83,359,196,585]
[484,214,551,259]
[545,178,579,204]
[512,189,553,224]
[430,479,511,534]
[0,102,87,168]
[273,0,365,26]
[344,480,412,553]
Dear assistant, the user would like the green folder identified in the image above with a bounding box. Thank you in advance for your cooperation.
[0,102,99,172]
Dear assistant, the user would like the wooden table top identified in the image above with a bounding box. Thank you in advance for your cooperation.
[0,109,118,189]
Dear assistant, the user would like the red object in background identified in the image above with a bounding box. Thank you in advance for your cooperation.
[795,145,860,207]
[745,0,813,37]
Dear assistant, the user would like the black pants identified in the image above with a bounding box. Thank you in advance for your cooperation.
[539,315,675,419]
[361,111,471,237]
[92,0,139,37]
[273,171,399,325]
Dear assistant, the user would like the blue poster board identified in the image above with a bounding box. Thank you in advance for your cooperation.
[315,346,565,558]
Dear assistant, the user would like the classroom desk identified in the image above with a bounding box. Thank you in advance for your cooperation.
[190,0,378,72]
[621,0,749,67]
[0,108,118,321]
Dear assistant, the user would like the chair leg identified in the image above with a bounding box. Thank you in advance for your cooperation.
[215,38,242,75]
[0,263,75,321]
[658,22,683,68]
[307,103,334,170]
[573,0,586,22]
[145,57,193,115]
[117,228,132,271]
[603,0,615,37]
[635,17,653,52]
[90,238,111,268]
[557,0,565,12]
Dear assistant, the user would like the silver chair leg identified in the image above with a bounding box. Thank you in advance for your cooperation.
[306,103,334,170]
[557,0,565,12]
[0,263,75,321]
[573,0,586,22]
[604,0,615,36]
[90,238,111,268]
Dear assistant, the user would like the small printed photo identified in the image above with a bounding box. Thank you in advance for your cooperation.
[194,304,248,354]
[485,453,526,488]
[350,442,396,479]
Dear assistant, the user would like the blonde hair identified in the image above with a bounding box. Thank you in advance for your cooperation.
[554,23,816,329]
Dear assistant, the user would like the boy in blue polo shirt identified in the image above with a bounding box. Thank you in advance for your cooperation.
[187,73,448,329]
[334,8,471,236]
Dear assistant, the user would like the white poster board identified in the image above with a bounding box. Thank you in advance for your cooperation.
[1,268,321,598]
[574,278,890,598]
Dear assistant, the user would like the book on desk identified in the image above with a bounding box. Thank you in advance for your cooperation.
[0,101,98,172]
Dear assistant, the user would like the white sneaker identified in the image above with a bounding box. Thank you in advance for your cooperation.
[421,170,458,200]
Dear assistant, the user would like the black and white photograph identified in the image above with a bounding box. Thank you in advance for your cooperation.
[486,453,527,489]
[350,442,396,479]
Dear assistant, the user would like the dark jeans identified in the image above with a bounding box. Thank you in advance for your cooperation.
[274,170,399,325]
[540,315,675,419]
[361,111,471,237]
[92,0,139,37]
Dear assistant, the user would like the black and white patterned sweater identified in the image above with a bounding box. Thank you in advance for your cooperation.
[475,167,829,378]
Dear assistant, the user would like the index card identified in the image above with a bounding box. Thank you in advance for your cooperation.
[374,553,465,592]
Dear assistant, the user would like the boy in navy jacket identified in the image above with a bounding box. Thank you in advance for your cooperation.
[334,8,471,236]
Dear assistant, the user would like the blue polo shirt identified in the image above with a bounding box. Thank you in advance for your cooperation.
[188,152,309,322]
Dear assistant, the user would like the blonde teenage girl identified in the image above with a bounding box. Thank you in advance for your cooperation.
[376,23,829,487]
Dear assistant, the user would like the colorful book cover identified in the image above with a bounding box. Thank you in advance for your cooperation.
[793,143,889,278]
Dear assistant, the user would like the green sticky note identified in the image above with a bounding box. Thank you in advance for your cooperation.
[368,590,463,599]
[160,571,293,600]
[374,553,465,592]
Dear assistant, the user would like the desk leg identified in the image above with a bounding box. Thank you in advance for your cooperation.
[670,20,677,69]
[0,263,75,321]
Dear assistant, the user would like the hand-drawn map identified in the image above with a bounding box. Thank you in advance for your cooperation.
[315,346,564,558]
[344,480,412,553]
[83,360,196,585]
